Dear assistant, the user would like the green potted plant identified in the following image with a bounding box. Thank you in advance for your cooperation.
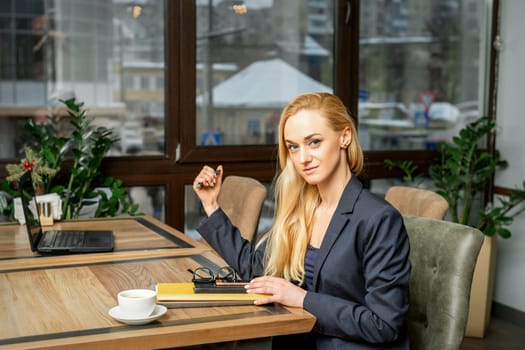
[386,116,525,238]
[2,98,141,221]
[385,116,525,337]
[429,117,525,237]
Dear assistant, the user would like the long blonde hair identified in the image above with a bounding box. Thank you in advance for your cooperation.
[261,92,363,283]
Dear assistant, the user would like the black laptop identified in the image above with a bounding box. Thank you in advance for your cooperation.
[18,171,114,254]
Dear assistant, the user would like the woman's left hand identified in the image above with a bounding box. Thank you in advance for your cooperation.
[246,276,307,308]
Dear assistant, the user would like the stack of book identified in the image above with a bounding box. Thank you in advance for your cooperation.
[156,282,268,307]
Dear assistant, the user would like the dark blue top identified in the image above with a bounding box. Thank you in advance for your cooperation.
[305,245,319,291]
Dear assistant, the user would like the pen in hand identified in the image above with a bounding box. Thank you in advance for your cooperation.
[196,169,221,189]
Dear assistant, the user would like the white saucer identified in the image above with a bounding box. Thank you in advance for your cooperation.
[109,304,167,325]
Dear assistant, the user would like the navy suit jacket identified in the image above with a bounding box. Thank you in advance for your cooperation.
[197,176,411,350]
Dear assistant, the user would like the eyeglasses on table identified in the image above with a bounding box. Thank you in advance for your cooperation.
[189,266,241,284]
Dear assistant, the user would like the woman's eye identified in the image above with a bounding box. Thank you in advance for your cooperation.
[309,139,320,146]
[287,144,298,151]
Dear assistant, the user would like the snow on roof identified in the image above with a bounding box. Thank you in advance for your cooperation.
[196,58,332,108]
[196,0,273,9]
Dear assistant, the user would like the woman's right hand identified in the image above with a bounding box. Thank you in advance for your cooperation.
[193,165,223,216]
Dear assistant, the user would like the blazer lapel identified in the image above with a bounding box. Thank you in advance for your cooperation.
[312,177,363,289]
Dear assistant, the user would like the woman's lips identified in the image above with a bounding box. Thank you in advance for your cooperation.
[303,166,318,175]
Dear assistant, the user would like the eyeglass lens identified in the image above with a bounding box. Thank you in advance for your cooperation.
[217,266,236,282]
[192,267,214,282]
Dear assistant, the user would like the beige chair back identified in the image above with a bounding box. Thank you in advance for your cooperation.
[386,186,449,220]
[403,215,484,350]
[217,175,267,244]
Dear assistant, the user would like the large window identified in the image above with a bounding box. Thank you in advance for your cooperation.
[0,0,498,232]
[358,0,490,152]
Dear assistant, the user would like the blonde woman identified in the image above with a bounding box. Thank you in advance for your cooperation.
[194,92,410,350]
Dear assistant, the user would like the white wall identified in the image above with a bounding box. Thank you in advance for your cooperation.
[493,0,525,312]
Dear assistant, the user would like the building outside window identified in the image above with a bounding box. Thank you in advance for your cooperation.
[0,0,165,160]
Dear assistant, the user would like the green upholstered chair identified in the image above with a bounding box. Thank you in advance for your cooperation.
[403,215,484,350]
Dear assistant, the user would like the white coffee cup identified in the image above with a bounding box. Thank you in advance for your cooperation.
[117,289,157,319]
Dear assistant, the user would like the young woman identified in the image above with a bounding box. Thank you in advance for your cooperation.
[193,92,411,349]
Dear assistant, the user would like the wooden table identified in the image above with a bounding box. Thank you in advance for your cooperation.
[0,216,315,349]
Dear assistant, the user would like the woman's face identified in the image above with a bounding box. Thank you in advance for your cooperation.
[283,109,349,186]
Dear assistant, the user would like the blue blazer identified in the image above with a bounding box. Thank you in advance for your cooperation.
[198,176,411,350]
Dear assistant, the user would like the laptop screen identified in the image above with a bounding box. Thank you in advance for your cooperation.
[18,172,43,251]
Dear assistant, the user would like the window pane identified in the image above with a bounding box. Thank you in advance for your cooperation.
[80,186,165,222]
[358,1,488,151]
[195,0,334,146]
[0,0,166,160]
[129,186,165,222]
[0,185,164,223]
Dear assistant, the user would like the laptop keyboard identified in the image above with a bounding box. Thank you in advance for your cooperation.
[46,230,85,248]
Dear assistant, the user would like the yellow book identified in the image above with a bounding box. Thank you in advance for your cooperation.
[156,283,268,307]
